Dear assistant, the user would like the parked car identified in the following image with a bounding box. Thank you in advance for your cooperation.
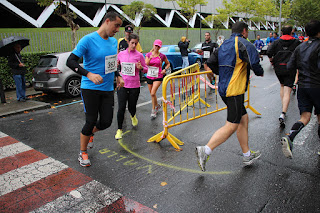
[33,52,82,97]
[159,45,202,71]
[190,43,203,55]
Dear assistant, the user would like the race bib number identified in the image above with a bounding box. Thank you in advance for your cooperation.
[121,62,135,76]
[203,51,210,59]
[105,54,117,74]
[147,66,159,78]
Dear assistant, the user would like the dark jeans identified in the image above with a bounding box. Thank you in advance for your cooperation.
[13,75,26,101]
[0,78,6,103]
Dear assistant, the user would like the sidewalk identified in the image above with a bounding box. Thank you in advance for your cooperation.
[0,87,50,118]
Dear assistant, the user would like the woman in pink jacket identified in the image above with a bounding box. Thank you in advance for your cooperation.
[115,33,148,139]
[145,39,170,119]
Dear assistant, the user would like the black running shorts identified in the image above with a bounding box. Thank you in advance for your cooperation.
[297,87,320,115]
[221,94,247,124]
[275,72,295,88]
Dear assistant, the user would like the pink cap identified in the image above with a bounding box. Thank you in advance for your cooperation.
[153,39,162,47]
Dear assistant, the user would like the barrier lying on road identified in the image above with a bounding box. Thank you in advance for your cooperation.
[147,63,261,150]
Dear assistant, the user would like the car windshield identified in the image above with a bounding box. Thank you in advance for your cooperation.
[159,47,169,53]
[194,43,202,49]
[38,56,58,67]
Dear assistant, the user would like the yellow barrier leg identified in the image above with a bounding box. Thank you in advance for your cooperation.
[246,105,261,115]
[168,133,184,146]
[147,131,164,143]
[167,134,183,151]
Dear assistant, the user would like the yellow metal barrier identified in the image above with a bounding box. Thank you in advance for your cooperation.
[147,63,261,150]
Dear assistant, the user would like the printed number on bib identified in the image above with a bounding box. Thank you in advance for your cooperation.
[121,62,135,76]
[105,55,117,74]
[203,51,210,59]
[147,66,159,78]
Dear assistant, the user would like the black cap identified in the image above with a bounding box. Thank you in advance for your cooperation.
[125,25,133,33]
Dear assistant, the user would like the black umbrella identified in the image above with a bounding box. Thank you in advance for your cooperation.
[0,36,30,57]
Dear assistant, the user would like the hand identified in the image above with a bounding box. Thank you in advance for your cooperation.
[136,61,143,70]
[161,69,166,75]
[116,76,124,90]
[87,72,103,85]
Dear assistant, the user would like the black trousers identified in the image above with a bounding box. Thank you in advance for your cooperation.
[0,78,6,103]
[117,87,140,129]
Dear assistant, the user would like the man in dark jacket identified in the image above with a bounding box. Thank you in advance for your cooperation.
[178,36,190,68]
[267,25,300,127]
[281,20,320,159]
[195,22,264,171]
[7,43,27,102]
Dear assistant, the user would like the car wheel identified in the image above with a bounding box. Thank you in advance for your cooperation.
[65,77,81,97]
[196,59,202,69]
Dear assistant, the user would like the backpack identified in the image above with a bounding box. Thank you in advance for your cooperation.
[273,39,299,74]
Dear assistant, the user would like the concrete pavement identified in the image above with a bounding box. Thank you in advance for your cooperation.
[0,87,50,118]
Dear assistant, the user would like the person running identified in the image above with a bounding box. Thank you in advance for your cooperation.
[266,32,273,46]
[270,32,280,43]
[115,33,148,139]
[267,25,300,128]
[118,25,143,53]
[178,36,190,68]
[195,22,264,172]
[7,43,27,102]
[197,32,219,91]
[66,12,124,167]
[281,20,320,159]
[145,39,170,119]
[254,35,265,61]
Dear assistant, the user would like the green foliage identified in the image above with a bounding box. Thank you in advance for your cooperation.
[217,0,278,23]
[165,0,207,37]
[291,0,320,26]
[0,52,52,88]
[121,1,157,34]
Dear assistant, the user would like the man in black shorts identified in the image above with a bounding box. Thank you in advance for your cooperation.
[281,20,320,159]
[267,25,300,127]
[195,22,264,171]
[197,32,219,90]
[67,12,124,167]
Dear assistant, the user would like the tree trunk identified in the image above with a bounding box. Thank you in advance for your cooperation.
[60,14,79,49]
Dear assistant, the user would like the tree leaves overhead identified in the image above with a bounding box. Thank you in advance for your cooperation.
[291,0,320,26]
[122,1,157,35]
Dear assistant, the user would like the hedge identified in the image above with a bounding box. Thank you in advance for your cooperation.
[0,52,53,89]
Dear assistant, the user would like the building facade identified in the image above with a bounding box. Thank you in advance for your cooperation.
[0,0,279,31]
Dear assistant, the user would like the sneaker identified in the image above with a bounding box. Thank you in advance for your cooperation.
[155,104,161,114]
[243,150,261,166]
[279,113,286,128]
[195,146,210,172]
[281,136,293,158]
[78,152,91,167]
[150,109,157,119]
[87,135,94,149]
[115,129,123,140]
[131,115,138,127]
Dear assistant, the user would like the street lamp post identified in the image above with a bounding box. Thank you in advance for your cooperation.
[200,4,202,43]
[278,0,282,36]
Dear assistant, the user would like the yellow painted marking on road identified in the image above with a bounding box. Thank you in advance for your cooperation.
[118,139,232,175]
[136,165,153,174]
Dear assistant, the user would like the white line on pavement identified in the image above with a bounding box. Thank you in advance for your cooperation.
[0,142,33,160]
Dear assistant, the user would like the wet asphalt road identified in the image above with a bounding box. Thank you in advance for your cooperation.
[1,56,320,212]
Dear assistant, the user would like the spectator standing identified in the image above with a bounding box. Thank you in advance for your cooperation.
[217,35,224,46]
[0,77,6,103]
[118,25,143,53]
[281,20,320,158]
[267,25,300,128]
[178,36,190,68]
[7,43,27,102]
[195,22,264,171]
